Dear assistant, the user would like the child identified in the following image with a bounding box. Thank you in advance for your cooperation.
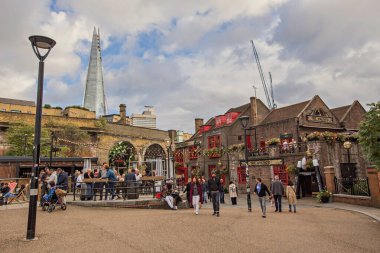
[286,180,297,213]
[228,181,237,205]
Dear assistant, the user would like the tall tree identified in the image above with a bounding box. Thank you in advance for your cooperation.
[359,102,380,169]
[5,123,50,156]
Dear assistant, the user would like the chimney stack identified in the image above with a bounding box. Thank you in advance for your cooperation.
[195,118,204,133]
[119,104,126,125]
[250,97,258,126]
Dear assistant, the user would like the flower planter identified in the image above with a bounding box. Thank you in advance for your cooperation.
[321,196,329,203]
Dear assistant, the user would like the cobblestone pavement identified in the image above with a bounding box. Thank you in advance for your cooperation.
[0,199,379,253]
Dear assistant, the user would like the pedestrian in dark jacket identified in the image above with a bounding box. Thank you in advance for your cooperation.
[271,175,284,212]
[83,168,94,200]
[208,172,221,217]
[189,177,203,215]
[254,178,271,218]
[56,168,68,204]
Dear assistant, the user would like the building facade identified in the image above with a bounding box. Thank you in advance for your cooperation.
[131,106,157,129]
[175,96,368,195]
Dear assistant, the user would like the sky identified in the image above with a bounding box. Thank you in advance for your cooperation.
[0,0,379,133]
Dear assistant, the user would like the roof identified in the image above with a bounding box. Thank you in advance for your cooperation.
[0,156,98,163]
[226,103,250,113]
[331,105,351,121]
[0,97,35,107]
[260,100,310,124]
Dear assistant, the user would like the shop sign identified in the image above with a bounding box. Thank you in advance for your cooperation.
[306,115,333,123]
[244,159,283,166]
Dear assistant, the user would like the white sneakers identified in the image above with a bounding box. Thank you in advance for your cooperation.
[195,212,199,215]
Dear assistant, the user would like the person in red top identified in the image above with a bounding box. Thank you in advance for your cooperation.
[189,177,203,215]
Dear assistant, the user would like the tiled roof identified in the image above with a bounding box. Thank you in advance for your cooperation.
[260,100,310,124]
[0,97,35,107]
[331,105,351,121]
[226,103,250,113]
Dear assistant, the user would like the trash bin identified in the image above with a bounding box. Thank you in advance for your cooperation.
[126,181,139,199]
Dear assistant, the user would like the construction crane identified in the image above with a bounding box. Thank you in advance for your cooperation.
[250,40,276,109]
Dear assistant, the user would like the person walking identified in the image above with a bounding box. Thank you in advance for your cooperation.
[228,181,237,205]
[183,178,192,208]
[271,175,284,212]
[253,178,271,218]
[201,178,208,204]
[286,180,297,213]
[208,172,221,217]
[219,178,225,204]
[189,177,203,215]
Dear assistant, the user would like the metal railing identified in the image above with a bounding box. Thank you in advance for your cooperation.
[334,177,371,196]
[71,179,167,201]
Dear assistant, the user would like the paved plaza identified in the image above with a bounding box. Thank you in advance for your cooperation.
[0,198,379,253]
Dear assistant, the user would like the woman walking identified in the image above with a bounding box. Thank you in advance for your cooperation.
[189,177,203,215]
[229,181,237,205]
[183,178,193,208]
[286,180,297,213]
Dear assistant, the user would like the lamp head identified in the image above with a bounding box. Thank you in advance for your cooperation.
[239,115,250,129]
[29,35,56,61]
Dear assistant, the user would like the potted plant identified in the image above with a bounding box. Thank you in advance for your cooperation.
[316,189,332,203]
[322,131,335,144]
[286,164,297,174]
[266,138,280,146]
[306,132,321,141]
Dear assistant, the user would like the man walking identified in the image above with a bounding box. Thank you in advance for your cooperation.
[253,178,271,218]
[208,172,221,217]
[102,165,117,200]
[271,175,284,212]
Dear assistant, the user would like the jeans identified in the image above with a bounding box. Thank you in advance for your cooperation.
[86,183,93,200]
[165,195,174,209]
[219,191,225,203]
[231,197,237,205]
[203,192,208,203]
[274,195,282,211]
[106,182,115,200]
[211,191,220,213]
[289,204,296,212]
[192,195,200,213]
[3,192,16,203]
[258,197,266,216]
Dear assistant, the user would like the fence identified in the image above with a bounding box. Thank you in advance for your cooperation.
[334,177,371,197]
[71,177,172,201]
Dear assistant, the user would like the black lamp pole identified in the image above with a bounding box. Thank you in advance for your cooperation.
[26,35,56,240]
[239,116,252,212]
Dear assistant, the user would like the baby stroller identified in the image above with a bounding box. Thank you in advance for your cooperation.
[42,187,67,213]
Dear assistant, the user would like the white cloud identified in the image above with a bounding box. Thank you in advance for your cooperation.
[0,0,378,134]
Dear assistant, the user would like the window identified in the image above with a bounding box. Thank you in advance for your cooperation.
[237,167,246,184]
[11,110,21,113]
[246,135,252,150]
[189,146,198,160]
[208,135,221,149]
[273,165,288,185]
[238,135,242,141]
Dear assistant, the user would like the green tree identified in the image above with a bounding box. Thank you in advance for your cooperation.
[54,125,93,157]
[5,123,50,156]
[359,102,380,169]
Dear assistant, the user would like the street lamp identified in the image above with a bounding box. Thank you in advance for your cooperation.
[26,35,56,240]
[165,139,170,179]
[239,115,252,212]
[343,141,352,163]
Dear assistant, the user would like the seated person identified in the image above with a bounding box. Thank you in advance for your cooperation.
[43,181,57,203]
[1,182,10,195]
[3,184,26,204]
[161,182,182,210]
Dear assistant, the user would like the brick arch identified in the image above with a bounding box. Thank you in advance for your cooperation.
[143,143,167,159]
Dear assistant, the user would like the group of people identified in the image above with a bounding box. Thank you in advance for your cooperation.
[0,182,25,204]
[74,163,142,201]
[162,173,296,219]
[39,167,68,205]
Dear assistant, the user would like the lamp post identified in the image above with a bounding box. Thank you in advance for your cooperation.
[27,35,56,240]
[239,115,252,212]
[165,139,170,179]
[343,141,352,163]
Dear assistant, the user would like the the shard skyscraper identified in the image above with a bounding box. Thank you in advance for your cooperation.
[83,27,106,117]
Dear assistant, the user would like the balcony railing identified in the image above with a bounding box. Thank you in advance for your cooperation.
[247,142,308,157]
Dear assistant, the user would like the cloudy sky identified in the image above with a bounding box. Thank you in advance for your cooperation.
[1,0,379,133]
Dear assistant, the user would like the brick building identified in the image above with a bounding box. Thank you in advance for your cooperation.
[175,95,368,196]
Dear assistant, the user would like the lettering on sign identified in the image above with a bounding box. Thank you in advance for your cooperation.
[306,115,333,123]
[246,159,283,166]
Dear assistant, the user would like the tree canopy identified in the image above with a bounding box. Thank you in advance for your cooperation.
[5,123,50,156]
[359,102,380,169]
